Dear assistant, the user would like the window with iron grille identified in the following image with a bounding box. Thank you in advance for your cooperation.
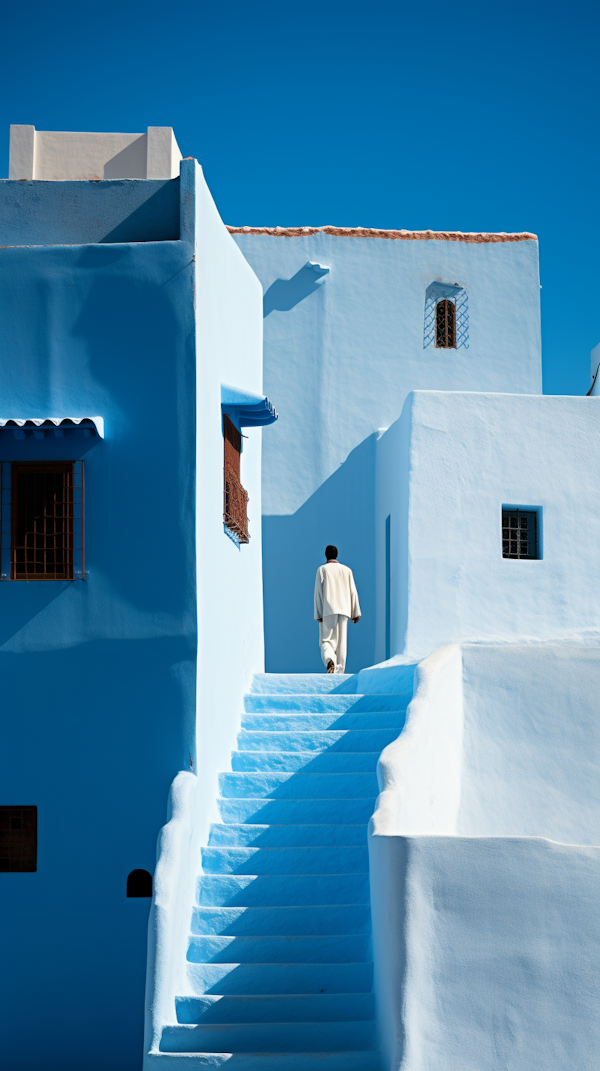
[424,284,468,350]
[223,415,249,544]
[0,461,85,580]
[502,509,539,559]
[435,299,456,348]
[0,806,37,872]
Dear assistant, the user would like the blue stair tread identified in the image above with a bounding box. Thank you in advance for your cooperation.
[191,905,371,936]
[175,992,376,1023]
[248,674,356,695]
[217,798,377,824]
[231,751,380,773]
[187,933,371,964]
[151,1047,382,1070]
[197,872,370,907]
[219,772,379,799]
[201,846,368,875]
[244,695,407,713]
[236,730,396,753]
[208,824,368,847]
[169,674,395,1071]
[160,1019,376,1053]
[242,711,406,730]
[186,960,374,995]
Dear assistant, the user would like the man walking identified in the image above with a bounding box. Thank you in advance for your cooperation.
[314,545,361,673]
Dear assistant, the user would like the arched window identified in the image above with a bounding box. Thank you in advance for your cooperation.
[435,299,456,348]
[127,869,152,897]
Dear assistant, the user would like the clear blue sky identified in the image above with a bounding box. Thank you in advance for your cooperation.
[2,0,597,394]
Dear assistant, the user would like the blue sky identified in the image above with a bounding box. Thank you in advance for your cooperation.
[1,0,597,394]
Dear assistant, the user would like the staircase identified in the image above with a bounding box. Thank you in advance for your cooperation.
[158,672,410,1069]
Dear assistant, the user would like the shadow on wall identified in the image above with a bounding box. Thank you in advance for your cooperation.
[263,434,378,674]
[263,263,326,316]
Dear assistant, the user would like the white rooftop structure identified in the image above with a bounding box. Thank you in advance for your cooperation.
[8,124,182,181]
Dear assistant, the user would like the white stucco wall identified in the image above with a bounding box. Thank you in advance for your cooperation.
[234,231,542,517]
[145,161,267,1059]
[233,229,541,672]
[369,643,600,1070]
[379,391,600,664]
[8,125,182,180]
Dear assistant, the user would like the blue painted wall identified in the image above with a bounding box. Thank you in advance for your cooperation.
[0,177,180,244]
[0,239,195,1070]
[232,231,542,674]
[0,163,267,1070]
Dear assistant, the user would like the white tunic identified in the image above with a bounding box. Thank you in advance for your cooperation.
[314,562,361,620]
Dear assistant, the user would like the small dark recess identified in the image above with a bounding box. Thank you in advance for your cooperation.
[127,868,153,897]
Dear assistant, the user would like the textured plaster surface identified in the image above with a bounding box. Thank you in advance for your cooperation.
[145,161,266,1064]
[233,230,541,673]
[0,236,196,1071]
[9,125,182,181]
[382,391,600,663]
[0,177,180,245]
[0,161,266,1071]
[369,644,600,1070]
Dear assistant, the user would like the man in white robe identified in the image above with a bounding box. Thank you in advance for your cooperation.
[314,545,361,673]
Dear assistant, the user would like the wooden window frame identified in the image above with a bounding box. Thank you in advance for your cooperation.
[223,414,249,544]
[0,461,85,580]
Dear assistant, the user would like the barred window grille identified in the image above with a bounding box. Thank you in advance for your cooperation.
[0,461,85,580]
[502,510,538,559]
[424,283,469,350]
[0,806,37,872]
[435,299,456,348]
[223,415,249,544]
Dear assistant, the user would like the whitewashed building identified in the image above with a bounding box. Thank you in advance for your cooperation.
[2,125,599,1071]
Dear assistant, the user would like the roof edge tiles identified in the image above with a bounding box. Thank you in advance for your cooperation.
[0,417,104,437]
[226,225,537,243]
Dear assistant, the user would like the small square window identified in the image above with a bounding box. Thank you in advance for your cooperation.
[0,462,85,580]
[0,806,37,871]
[502,509,539,559]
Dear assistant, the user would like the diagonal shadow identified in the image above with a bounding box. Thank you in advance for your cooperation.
[263,433,378,674]
[263,264,325,316]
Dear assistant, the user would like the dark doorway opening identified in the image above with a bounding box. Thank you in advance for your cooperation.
[127,868,152,897]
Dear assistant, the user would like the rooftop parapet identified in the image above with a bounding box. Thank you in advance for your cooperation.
[9,125,182,181]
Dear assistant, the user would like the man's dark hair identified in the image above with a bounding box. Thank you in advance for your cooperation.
[325,545,338,560]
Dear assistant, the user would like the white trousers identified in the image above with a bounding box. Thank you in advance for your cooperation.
[319,614,348,673]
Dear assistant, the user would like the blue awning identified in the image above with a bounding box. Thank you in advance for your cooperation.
[221,386,278,427]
